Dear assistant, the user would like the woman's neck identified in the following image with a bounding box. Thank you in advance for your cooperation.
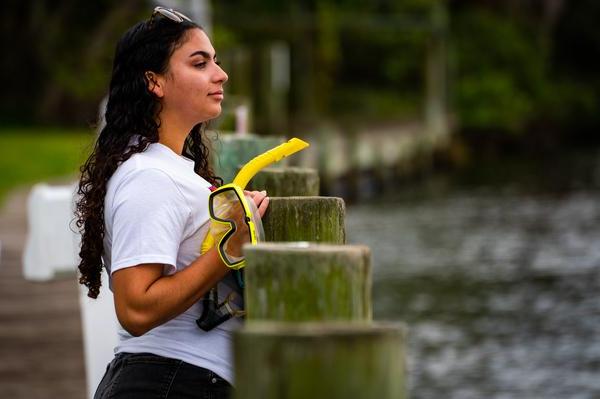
[157,110,195,155]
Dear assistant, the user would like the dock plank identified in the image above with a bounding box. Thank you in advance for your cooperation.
[0,188,86,399]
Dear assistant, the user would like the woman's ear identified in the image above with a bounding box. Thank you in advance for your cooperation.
[145,72,164,98]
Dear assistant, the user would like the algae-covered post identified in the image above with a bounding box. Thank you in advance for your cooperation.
[260,196,345,243]
[234,322,407,399]
[209,133,285,184]
[244,243,372,322]
[246,167,319,197]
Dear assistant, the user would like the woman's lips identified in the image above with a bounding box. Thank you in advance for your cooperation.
[208,91,224,100]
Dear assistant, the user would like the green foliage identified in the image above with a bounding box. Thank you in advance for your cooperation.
[331,87,420,121]
[457,72,533,133]
[548,0,600,134]
[453,8,547,133]
[214,0,435,127]
[0,1,147,124]
[0,128,95,205]
[212,25,240,50]
[3,1,600,140]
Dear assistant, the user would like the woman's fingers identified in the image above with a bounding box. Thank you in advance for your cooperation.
[257,196,269,218]
[243,190,270,217]
[248,190,266,206]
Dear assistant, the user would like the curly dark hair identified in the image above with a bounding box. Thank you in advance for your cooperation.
[75,16,222,299]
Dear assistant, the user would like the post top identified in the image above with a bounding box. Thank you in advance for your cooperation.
[238,321,407,338]
[244,242,370,255]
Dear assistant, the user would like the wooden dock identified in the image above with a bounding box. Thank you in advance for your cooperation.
[0,188,86,398]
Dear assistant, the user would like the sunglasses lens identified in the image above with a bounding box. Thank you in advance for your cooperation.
[173,10,192,22]
[152,7,192,23]
[161,9,181,22]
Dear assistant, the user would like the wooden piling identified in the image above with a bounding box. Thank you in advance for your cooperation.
[247,167,319,197]
[207,133,284,184]
[244,243,371,322]
[261,197,345,243]
[234,322,407,399]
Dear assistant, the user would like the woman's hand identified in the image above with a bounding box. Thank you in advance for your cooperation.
[244,190,269,218]
[224,190,269,258]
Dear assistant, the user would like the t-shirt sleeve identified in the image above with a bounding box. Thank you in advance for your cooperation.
[108,168,191,276]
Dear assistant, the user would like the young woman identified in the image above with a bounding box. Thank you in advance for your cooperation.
[75,7,268,399]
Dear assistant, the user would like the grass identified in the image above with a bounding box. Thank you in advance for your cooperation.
[0,127,96,207]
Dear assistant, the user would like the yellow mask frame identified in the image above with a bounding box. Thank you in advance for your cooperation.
[207,184,258,269]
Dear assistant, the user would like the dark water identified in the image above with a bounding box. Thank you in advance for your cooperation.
[346,155,600,399]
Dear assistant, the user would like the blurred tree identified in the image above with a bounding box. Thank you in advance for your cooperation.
[0,0,146,126]
[451,7,546,133]
[213,0,435,131]
[448,0,600,145]
[2,0,600,147]
[550,0,600,141]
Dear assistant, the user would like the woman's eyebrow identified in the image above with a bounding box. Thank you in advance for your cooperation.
[189,50,216,59]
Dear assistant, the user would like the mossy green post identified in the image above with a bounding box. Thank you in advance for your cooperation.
[247,167,319,197]
[234,323,407,399]
[260,197,345,243]
[207,132,284,184]
[244,243,371,322]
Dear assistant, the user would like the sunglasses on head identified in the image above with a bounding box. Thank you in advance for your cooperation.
[150,6,192,24]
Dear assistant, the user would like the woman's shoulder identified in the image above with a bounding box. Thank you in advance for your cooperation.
[108,148,209,205]
[105,164,192,220]
[111,142,175,181]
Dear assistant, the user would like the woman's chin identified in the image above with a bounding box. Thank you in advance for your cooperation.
[208,105,222,118]
[197,108,222,124]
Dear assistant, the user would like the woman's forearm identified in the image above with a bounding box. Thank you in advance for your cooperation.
[113,247,230,336]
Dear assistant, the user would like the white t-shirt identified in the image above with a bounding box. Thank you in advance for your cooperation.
[102,140,242,384]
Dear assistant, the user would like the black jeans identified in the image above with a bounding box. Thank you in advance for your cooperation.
[94,352,232,399]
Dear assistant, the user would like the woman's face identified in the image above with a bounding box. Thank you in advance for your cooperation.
[158,28,228,124]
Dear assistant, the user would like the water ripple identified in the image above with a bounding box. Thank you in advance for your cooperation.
[347,189,600,398]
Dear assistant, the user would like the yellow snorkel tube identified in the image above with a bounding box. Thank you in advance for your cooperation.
[232,137,309,188]
[201,137,309,269]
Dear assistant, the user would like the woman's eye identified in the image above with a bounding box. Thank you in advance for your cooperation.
[194,62,207,68]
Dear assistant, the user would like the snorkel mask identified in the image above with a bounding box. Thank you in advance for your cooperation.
[204,184,264,270]
[196,137,309,331]
[201,137,308,268]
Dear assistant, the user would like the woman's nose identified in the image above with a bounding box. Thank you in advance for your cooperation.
[215,64,228,84]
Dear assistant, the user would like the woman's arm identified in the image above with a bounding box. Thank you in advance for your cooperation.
[112,247,228,336]
[111,190,269,337]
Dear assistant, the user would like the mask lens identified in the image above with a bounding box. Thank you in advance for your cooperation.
[209,187,254,267]
[212,188,242,220]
